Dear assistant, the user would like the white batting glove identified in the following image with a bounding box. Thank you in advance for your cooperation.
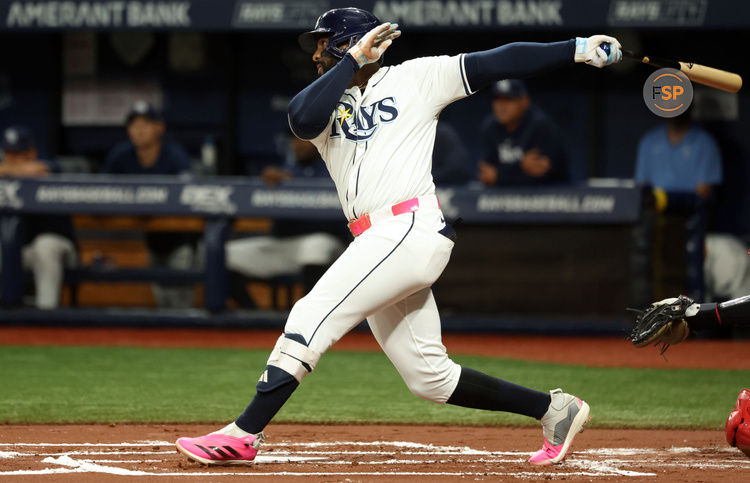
[574,35,622,68]
[348,22,401,67]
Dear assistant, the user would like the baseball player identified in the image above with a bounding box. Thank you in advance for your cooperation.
[628,297,750,457]
[225,136,347,306]
[478,79,569,186]
[0,126,77,309]
[176,7,622,467]
[102,101,198,308]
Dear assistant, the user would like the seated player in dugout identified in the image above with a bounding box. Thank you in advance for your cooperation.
[225,134,347,309]
[101,101,199,308]
[0,126,77,309]
[175,7,623,467]
[478,79,569,187]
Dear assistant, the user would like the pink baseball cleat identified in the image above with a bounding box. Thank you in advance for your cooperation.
[529,389,590,465]
[176,432,263,465]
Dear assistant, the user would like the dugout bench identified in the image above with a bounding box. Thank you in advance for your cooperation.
[0,175,705,323]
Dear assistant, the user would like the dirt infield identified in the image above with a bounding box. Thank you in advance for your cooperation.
[2,326,749,369]
[1,424,747,482]
[2,327,748,481]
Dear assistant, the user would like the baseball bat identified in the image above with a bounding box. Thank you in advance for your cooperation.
[622,49,743,93]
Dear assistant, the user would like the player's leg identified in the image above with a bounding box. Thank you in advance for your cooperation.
[295,233,345,293]
[159,243,196,308]
[176,212,446,464]
[367,288,461,402]
[233,213,444,432]
[704,234,750,300]
[368,287,589,465]
[225,236,300,308]
[226,236,298,278]
[368,288,550,413]
[24,234,76,309]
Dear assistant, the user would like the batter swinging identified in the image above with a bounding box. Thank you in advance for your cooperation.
[176,7,622,467]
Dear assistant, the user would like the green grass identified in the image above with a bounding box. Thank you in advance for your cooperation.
[0,345,746,429]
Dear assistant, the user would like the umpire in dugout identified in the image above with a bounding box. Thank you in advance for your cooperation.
[0,126,77,309]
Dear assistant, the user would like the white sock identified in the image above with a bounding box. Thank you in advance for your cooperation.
[214,421,252,438]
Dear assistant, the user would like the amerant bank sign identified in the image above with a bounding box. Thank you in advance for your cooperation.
[5,1,191,28]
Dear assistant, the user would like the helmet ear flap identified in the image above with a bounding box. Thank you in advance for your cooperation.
[326,34,360,58]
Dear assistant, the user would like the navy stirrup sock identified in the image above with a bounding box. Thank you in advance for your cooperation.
[447,366,551,419]
[235,379,299,435]
[236,333,310,434]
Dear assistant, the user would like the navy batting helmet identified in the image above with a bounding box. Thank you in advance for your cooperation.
[298,7,381,59]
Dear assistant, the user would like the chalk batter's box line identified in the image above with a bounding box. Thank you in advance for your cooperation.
[1,440,746,479]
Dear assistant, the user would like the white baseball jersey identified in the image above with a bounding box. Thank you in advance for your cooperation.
[308,54,474,220]
[278,53,472,406]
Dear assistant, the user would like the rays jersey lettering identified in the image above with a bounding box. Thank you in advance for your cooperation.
[308,54,473,219]
[330,97,398,142]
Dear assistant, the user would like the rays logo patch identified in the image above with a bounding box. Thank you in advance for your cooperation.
[331,97,398,142]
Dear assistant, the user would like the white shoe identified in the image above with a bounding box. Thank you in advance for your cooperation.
[529,389,590,465]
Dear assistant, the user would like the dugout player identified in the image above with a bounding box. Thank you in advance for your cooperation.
[432,121,472,186]
[634,110,750,302]
[102,101,198,308]
[225,136,346,308]
[635,109,722,202]
[0,126,77,308]
[176,7,622,467]
[478,79,569,187]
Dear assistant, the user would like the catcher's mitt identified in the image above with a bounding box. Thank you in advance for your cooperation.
[627,295,697,353]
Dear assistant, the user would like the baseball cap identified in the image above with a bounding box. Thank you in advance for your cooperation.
[491,79,527,99]
[1,125,34,152]
[125,100,163,125]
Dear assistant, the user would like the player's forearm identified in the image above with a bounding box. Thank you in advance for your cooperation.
[464,40,575,93]
[688,295,750,330]
[288,54,360,140]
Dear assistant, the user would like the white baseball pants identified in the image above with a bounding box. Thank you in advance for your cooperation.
[226,233,344,278]
[0,233,77,309]
[284,206,461,403]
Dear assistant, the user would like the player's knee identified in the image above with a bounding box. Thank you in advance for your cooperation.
[406,379,449,403]
[284,296,312,334]
[225,240,262,273]
[30,235,64,260]
[297,234,343,265]
[404,364,461,404]
[256,333,321,393]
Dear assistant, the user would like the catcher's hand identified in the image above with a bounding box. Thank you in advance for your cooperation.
[627,295,698,353]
